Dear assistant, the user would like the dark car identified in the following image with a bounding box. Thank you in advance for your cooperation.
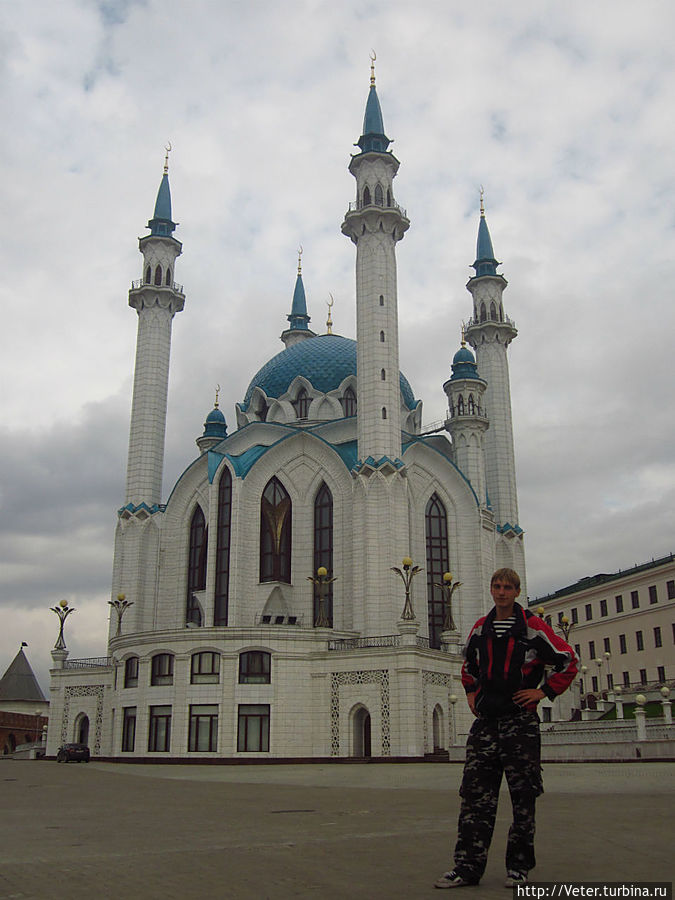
[56,743,90,763]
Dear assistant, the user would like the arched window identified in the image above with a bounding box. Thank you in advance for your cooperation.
[490,301,497,321]
[374,183,384,206]
[380,331,385,342]
[214,468,232,626]
[186,505,207,625]
[239,651,271,683]
[363,186,371,206]
[145,266,151,284]
[386,189,392,207]
[154,265,162,285]
[425,494,450,649]
[480,303,487,322]
[191,651,220,683]
[457,395,464,416]
[341,386,357,417]
[293,387,309,419]
[499,303,504,322]
[379,295,384,306]
[382,407,387,419]
[381,369,386,381]
[151,653,174,685]
[260,477,291,583]
[313,482,333,627]
[257,399,268,422]
[165,267,172,286]
[468,394,475,415]
[124,656,139,688]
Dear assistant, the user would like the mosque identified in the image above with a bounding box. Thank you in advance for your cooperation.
[47,64,524,759]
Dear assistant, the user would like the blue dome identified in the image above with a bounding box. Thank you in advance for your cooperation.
[203,406,227,439]
[452,346,476,366]
[449,343,483,382]
[206,407,226,424]
[241,333,416,411]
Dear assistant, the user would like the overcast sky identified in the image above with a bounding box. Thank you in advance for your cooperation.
[1,0,674,692]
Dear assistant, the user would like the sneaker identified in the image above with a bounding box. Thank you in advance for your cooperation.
[434,870,478,889]
[504,871,528,888]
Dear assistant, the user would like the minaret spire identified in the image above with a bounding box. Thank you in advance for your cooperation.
[281,246,315,347]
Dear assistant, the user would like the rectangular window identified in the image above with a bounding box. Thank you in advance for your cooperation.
[148,705,171,752]
[191,652,220,684]
[557,611,565,624]
[615,594,623,613]
[657,666,666,683]
[588,640,596,659]
[619,634,627,654]
[603,637,611,653]
[622,671,630,687]
[574,643,581,660]
[545,615,552,626]
[188,704,219,752]
[639,669,648,685]
[239,651,271,684]
[607,673,614,689]
[649,585,658,605]
[237,704,270,752]
[571,607,578,624]
[124,657,139,688]
[542,707,552,723]
[151,654,174,686]
[600,599,608,617]
[591,676,598,692]
[585,603,593,621]
[654,626,662,648]
[667,580,675,600]
[121,707,136,752]
[636,631,644,651]
[631,590,639,609]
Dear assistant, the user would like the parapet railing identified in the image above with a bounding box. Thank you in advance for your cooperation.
[346,200,408,218]
[63,657,114,669]
[130,279,184,293]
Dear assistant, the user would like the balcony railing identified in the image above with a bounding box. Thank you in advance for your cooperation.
[130,279,184,293]
[63,657,114,669]
[328,635,400,651]
[346,200,408,218]
[464,313,516,330]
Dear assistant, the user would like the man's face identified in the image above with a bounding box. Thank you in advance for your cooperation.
[490,578,520,613]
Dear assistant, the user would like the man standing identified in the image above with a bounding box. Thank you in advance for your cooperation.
[435,568,577,889]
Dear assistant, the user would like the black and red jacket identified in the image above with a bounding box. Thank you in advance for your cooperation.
[461,602,578,716]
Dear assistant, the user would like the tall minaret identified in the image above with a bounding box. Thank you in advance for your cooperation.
[464,194,519,527]
[124,149,185,509]
[341,56,409,463]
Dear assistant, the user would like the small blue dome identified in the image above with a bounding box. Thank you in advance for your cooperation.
[203,406,227,438]
[206,407,226,424]
[241,333,416,411]
[450,343,483,382]
[452,346,476,366]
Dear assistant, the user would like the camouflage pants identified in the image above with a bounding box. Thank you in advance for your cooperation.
[453,710,543,881]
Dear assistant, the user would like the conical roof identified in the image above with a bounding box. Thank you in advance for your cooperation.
[0,647,46,702]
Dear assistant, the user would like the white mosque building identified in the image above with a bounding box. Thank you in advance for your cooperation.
[47,66,525,760]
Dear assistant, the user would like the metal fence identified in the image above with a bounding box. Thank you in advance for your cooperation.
[63,657,114,669]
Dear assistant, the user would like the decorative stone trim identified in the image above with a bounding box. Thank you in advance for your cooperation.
[422,670,454,753]
[61,685,105,755]
[330,669,390,756]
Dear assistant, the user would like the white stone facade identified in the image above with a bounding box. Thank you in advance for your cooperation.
[48,74,525,760]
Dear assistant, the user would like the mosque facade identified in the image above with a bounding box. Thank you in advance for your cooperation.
[47,69,525,759]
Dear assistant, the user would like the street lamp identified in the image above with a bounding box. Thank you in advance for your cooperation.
[449,694,458,746]
[557,615,574,642]
[108,593,134,637]
[391,557,422,621]
[49,599,75,650]
[434,572,462,631]
[307,567,337,627]
[603,651,612,690]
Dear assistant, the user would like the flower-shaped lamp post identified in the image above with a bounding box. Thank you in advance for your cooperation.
[307,567,337,628]
[435,572,462,631]
[391,557,421,621]
[108,593,134,637]
[50,599,75,651]
[556,615,574,643]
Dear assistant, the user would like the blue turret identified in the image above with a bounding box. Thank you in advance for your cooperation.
[196,392,228,453]
[356,58,391,154]
[471,196,500,278]
[287,269,310,331]
[147,153,177,237]
[449,343,482,382]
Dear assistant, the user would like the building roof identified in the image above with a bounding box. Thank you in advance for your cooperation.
[532,552,675,604]
[0,648,46,703]
[240,333,417,411]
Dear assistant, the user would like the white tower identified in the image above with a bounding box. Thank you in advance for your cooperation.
[464,198,519,529]
[124,153,185,511]
[341,59,409,464]
[444,337,489,506]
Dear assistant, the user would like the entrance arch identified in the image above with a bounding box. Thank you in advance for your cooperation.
[351,705,372,758]
[74,713,89,745]
[432,704,444,751]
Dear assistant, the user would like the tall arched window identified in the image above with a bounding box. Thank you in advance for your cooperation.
[341,387,357,417]
[260,477,292,583]
[480,303,487,322]
[154,265,162,285]
[381,369,386,381]
[490,302,497,321]
[363,186,371,206]
[313,482,333,627]
[380,331,385,342]
[468,394,475,415]
[386,189,392,207]
[294,387,309,419]
[382,407,387,419]
[457,395,464,415]
[186,505,207,625]
[145,266,152,284]
[165,267,172,286]
[374,183,384,206]
[425,494,450,649]
[214,468,232,626]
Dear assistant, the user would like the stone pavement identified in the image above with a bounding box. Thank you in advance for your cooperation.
[0,760,672,900]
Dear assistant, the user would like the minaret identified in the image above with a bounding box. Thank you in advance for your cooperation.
[443,334,489,505]
[341,56,409,463]
[124,149,185,510]
[464,193,519,527]
[196,387,228,454]
[281,247,315,348]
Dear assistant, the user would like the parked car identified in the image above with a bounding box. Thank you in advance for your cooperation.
[56,743,90,763]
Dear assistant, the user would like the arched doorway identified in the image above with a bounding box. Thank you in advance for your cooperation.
[352,706,372,758]
[432,705,444,751]
[75,714,89,745]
